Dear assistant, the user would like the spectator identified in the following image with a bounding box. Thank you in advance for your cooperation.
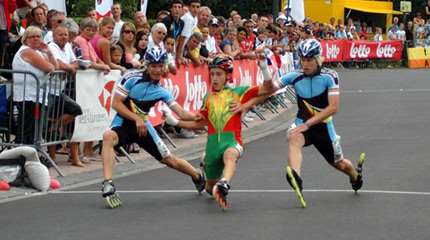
[328,17,336,29]
[405,21,414,47]
[91,17,126,72]
[44,10,65,44]
[177,0,200,65]
[201,26,217,56]
[346,17,355,33]
[209,17,223,46]
[16,0,40,20]
[47,25,84,167]
[335,25,348,39]
[8,13,26,44]
[243,19,256,42]
[135,30,148,62]
[134,11,148,33]
[251,13,258,24]
[387,25,398,40]
[349,26,360,40]
[156,10,170,23]
[237,26,255,59]
[164,35,177,74]
[231,12,242,27]
[87,8,97,20]
[110,44,122,65]
[30,5,48,38]
[373,27,383,41]
[12,26,57,144]
[0,0,8,62]
[359,22,369,40]
[276,14,287,27]
[256,16,269,32]
[220,27,240,58]
[63,18,80,53]
[118,22,141,69]
[255,27,269,50]
[183,31,205,65]
[414,12,425,26]
[196,6,211,31]
[389,17,399,32]
[148,22,167,50]
[74,17,110,71]
[397,22,406,42]
[111,2,124,44]
[162,0,185,40]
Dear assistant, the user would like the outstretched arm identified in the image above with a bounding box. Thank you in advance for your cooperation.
[162,109,207,130]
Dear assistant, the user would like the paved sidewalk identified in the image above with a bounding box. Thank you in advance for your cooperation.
[0,105,297,202]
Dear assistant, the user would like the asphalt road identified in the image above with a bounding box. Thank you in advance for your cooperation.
[1,69,430,240]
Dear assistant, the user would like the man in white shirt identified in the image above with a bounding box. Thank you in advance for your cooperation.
[176,0,200,64]
[111,3,124,44]
[48,25,84,167]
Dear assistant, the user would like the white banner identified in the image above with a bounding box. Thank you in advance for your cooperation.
[141,0,149,15]
[71,69,121,142]
[96,0,113,17]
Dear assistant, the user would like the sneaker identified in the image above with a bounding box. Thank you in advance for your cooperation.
[192,173,206,194]
[213,180,230,210]
[351,153,366,193]
[285,166,307,208]
[102,180,122,209]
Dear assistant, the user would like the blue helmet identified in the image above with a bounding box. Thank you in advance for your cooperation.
[144,46,168,64]
[298,39,322,58]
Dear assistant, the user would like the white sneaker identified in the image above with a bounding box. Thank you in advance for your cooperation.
[177,129,197,139]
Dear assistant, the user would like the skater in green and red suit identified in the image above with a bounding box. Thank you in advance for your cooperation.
[163,55,277,209]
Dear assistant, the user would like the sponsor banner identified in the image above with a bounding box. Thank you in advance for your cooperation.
[72,69,121,142]
[407,47,430,69]
[343,40,403,61]
[320,40,403,62]
[321,40,344,62]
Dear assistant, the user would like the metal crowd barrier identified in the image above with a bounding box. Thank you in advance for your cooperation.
[0,69,77,176]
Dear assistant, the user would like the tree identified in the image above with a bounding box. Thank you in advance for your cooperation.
[67,0,275,19]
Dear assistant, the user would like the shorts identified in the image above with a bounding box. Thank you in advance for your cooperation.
[48,94,82,117]
[204,132,243,180]
[302,123,343,165]
[111,120,170,161]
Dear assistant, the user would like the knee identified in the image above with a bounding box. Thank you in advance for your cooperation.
[103,131,117,146]
[287,133,303,147]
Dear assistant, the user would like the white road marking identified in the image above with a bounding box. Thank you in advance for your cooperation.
[343,89,430,94]
[52,189,430,196]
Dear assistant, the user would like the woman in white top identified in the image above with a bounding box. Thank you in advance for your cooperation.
[12,26,58,144]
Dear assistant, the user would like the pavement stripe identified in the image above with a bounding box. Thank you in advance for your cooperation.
[52,189,430,196]
[343,89,430,93]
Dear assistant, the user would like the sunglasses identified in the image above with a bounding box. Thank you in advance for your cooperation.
[157,31,167,36]
[57,19,63,24]
[123,30,135,35]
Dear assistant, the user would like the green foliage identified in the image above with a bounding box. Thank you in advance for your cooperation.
[67,0,274,19]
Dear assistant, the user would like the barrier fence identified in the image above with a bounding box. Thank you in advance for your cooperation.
[0,70,75,176]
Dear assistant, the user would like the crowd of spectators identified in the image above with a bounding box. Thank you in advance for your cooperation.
[0,0,430,168]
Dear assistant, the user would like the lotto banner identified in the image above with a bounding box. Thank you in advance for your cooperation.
[320,40,403,62]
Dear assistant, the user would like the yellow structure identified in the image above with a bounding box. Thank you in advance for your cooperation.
[283,0,402,30]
